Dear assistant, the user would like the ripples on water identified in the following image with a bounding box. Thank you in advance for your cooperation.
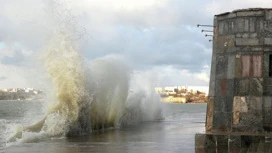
[0,102,206,153]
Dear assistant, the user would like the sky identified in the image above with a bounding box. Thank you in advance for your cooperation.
[0,0,272,89]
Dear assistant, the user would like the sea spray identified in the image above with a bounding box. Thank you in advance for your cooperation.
[3,0,163,145]
[88,56,130,129]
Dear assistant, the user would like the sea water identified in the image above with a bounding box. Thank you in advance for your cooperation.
[0,1,206,152]
[0,101,206,153]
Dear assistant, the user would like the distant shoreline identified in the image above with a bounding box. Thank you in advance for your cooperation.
[0,99,44,102]
[161,101,206,104]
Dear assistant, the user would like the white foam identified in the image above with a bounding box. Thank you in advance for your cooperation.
[4,0,163,145]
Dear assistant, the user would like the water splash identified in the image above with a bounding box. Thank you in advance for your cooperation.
[3,0,163,145]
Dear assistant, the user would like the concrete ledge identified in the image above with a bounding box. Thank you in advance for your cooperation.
[195,133,271,153]
[237,11,264,17]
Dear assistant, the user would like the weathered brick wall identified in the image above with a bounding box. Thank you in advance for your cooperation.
[206,8,272,133]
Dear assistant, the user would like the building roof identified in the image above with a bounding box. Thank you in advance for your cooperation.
[215,8,272,16]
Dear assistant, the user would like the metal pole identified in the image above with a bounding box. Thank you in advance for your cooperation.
[202,30,213,33]
[197,24,215,28]
[205,34,213,37]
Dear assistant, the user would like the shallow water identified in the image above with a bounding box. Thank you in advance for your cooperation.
[0,101,206,153]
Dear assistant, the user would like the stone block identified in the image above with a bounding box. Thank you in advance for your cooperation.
[251,47,264,52]
[241,33,249,38]
[233,96,248,125]
[195,134,270,153]
[206,97,214,131]
[250,32,257,38]
[235,79,250,96]
[241,136,264,152]
[249,96,262,111]
[244,19,249,32]
[264,38,272,45]
[265,10,272,20]
[221,78,227,96]
[216,35,236,53]
[228,20,236,34]
[236,18,245,32]
[229,135,242,153]
[237,11,264,17]
[264,86,272,96]
[263,96,272,131]
[226,78,235,93]
[215,55,227,79]
[252,55,263,78]
[240,46,251,53]
[234,96,249,113]
[195,134,206,153]
[236,33,242,38]
[250,17,256,32]
[216,135,229,153]
[227,55,235,79]
[259,38,265,45]
[209,54,216,96]
[264,47,272,51]
[217,12,237,20]
[227,47,238,52]
[212,111,232,132]
[263,54,269,77]
[235,54,242,78]
[256,17,264,32]
[232,111,263,132]
[214,79,229,97]
[235,38,259,46]
[251,47,263,51]
[260,21,272,37]
[208,79,215,97]
[218,21,229,35]
[203,135,216,153]
[215,79,224,97]
[263,96,272,108]
[214,96,226,112]
[226,79,235,111]
[263,78,272,95]
[249,78,263,96]
[216,36,228,53]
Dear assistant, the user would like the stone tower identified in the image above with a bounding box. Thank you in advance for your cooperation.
[196,8,272,152]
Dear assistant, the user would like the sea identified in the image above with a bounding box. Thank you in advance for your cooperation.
[0,101,206,153]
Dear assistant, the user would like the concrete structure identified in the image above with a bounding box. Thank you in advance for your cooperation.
[196,8,272,152]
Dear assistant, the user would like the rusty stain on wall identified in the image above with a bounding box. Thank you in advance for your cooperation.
[221,78,227,96]
[252,55,263,77]
[241,55,251,77]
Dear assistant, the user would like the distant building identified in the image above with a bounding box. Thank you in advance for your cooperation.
[9,88,18,92]
[0,89,8,92]
[161,96,187,103]
[154,87,163,93]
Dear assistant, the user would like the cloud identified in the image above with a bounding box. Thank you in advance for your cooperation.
[0,76,7,81]
[1,0,271,88]
[1,50,25,66]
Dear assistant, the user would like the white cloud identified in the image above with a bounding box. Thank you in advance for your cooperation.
[2,0,271,88]
[204,0,272,15]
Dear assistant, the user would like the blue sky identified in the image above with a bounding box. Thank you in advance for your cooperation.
[0,0,272,88]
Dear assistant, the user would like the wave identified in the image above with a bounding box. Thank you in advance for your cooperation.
[3,1,163,144]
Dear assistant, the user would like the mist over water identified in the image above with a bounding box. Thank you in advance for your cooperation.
[0,0,163,146]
